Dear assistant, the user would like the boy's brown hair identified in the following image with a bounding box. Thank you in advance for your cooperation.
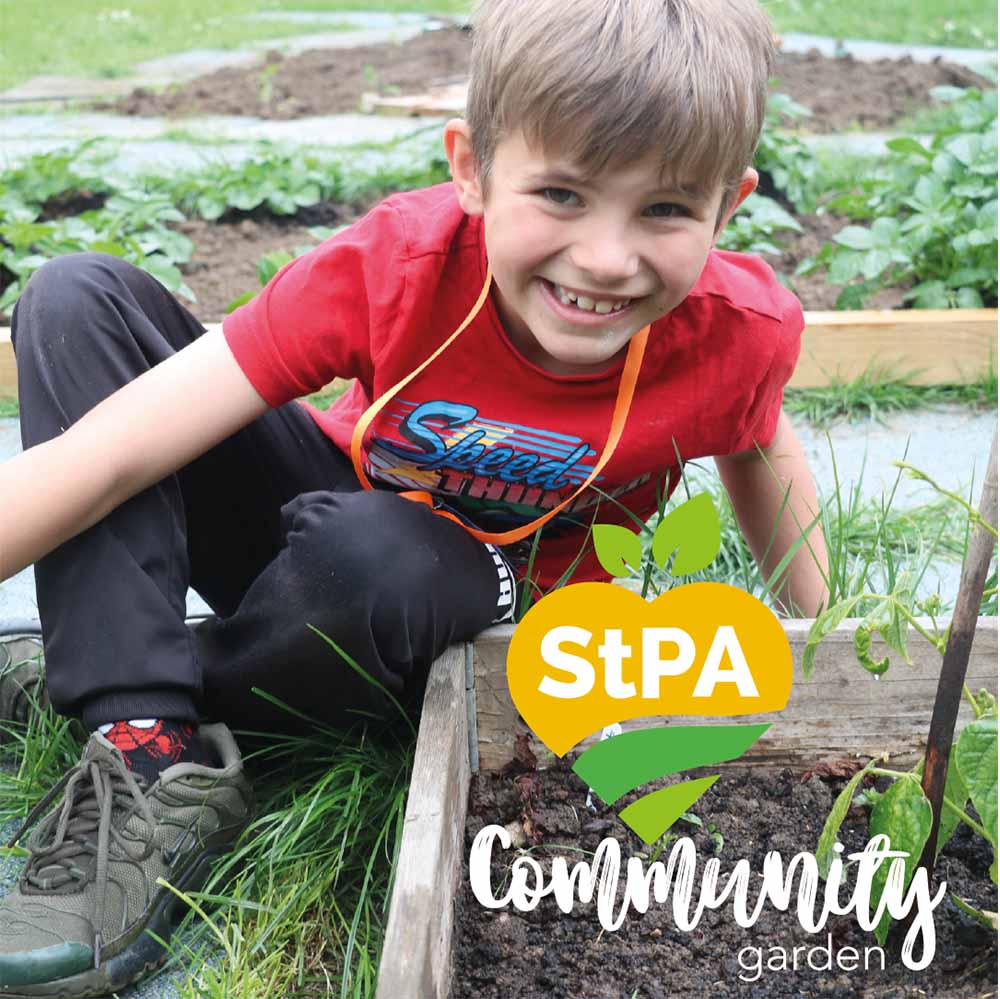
[465,0,775,211]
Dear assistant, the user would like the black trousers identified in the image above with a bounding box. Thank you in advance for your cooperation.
[11,253,511,731]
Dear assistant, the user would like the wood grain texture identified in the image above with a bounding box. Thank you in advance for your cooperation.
[376,646,469,999]
[789,310,998,388]
[472,617,999,772]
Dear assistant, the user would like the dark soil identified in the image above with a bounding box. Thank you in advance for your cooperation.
[176,201,359,320]
[101,26,987,134]
[452,760,998,999]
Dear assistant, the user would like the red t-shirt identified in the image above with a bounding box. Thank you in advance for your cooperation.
[223,183,802,593]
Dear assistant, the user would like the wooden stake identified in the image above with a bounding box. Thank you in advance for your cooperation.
[917,424,998,871]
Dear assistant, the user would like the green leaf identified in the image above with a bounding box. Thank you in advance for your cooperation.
[225,290,257,313]
[956,288,984,309]
[860,248,892,281]
[802,594,863,678]
[869,777,932,944]
[885,137,933,159]
[816,758,879,880]
[592,523,643,578]
[833,226,875,250]
[650,492,722,575]
[256,250,294,287]
[956,715,998,880]
[870,217,901,245]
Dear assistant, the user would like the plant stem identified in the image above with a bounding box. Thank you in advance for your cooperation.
[939,793,990,841]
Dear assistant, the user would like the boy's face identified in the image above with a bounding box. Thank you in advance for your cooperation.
[446,123,756,376]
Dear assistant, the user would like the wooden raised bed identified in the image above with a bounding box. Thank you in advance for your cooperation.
[1,310,997,399]
[375,614,998,998]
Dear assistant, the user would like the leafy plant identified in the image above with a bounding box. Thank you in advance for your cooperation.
[754,92,821,213]
[716,192,802,258]
[0,188,195,314]
[811,459,998,939]
[800,87,998,309]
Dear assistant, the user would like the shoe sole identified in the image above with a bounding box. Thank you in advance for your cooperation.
[0,843,232,998]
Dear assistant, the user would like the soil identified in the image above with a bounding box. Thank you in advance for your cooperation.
[452,759,998,999]
[101,26,988,135]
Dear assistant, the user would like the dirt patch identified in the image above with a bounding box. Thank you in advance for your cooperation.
[101,26,988,133]
[177,202,358,321]
[452,760,998,999]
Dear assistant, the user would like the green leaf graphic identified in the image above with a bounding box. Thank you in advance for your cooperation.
[572,724,769,804]
[956,715,998,881]
[650,493,721,575]
[620,776,719,844]
[869,778,932,944]
[592,524,643,578]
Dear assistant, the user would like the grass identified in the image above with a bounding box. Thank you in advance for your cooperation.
[763,0,997,49]
[0,646,415,999]
[633,454,982,616]
[0,0,994,93]
[783,367,998,426]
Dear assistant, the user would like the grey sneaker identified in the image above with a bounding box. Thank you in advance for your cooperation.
[0,634,48,733]
[0,723,254,997]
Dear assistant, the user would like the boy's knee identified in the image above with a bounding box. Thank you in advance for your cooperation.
[13,253,140,355]
[282,490,450,605]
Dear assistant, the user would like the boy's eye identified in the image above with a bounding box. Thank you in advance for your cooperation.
[645,202,688,219]
[540,187,581,207]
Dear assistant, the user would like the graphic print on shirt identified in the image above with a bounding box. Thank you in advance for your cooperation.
[368,398,653,536]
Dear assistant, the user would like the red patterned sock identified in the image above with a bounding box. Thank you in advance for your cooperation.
[98,718,211,784]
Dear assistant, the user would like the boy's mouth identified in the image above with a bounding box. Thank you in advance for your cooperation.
[544,280,632,315]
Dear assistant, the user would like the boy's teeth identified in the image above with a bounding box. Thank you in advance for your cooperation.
[552,282,629,313]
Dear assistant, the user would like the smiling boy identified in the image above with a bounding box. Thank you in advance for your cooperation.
[0,0,826,993]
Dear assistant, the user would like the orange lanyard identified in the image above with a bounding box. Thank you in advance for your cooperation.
[350,265,649,546]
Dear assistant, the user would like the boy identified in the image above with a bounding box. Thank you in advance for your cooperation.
[0,0,828,992]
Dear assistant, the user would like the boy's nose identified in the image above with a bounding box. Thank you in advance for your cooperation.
[568,226,640,286]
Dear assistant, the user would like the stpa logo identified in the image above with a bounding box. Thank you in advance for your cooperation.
[507,493,794,844]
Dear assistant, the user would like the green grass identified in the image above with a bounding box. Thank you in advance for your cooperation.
[764,0,997,49]
[0,1,994,93]
[783,368,999,426]
[0,646,415,998]
[0,0,472,91]
[632,455,982,616]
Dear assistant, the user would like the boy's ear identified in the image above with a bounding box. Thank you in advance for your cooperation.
[713,168,758,240]
[444,119,485,216]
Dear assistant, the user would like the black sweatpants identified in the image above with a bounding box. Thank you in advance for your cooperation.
[11,253,514,731]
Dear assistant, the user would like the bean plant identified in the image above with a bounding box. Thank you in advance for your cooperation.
[809,461,998,939]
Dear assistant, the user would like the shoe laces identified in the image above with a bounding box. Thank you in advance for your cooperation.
[9,750,158,962]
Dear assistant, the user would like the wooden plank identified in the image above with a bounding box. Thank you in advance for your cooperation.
[361,82,467,117]
[472,616,999,772]
[376,645,469,999]
[790,309,998,388]
[2,310,996,399]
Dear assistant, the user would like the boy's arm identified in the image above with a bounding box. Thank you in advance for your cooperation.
[714,409,829,616]
[0,328,269,581]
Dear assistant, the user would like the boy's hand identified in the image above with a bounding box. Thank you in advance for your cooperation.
[715,410,829,617]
